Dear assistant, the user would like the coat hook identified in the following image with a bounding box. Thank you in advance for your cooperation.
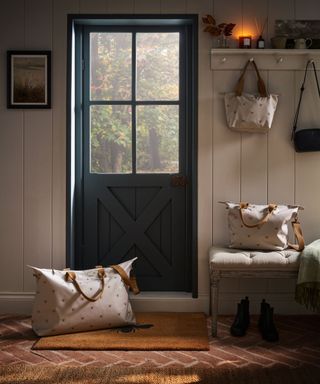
[307,54,314,63]
[274,53,283,64]
[220,57,227,63]
[249,57,254,62]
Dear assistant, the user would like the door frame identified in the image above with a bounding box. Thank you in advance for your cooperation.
[66,14,198,297]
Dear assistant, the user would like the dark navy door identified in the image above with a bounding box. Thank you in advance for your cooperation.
[75,25,194,292]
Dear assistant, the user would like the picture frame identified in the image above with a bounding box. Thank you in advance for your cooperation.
[7,50,51,109]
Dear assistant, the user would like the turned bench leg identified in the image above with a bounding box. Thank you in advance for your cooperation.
[210,270,220,337]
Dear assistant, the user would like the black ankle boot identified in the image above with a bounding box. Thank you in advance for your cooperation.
[259,300,279,342]
[259,299,268,329]
[230,296,250,337]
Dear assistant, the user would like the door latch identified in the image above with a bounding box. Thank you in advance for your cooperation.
[171,175,188,187]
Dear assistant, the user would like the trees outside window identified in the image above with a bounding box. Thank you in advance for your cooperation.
[89,31,180,174]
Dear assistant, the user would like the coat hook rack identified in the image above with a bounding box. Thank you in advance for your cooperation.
[219,55,285,64]
[211,49,320,71]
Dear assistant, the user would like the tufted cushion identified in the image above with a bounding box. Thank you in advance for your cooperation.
[209,246,300,271]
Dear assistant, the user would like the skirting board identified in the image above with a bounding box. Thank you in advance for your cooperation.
[0,292,313,315]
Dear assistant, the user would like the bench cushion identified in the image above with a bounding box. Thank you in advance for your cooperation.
[209,246,300,271]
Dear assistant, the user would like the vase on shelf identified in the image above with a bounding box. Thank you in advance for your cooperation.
[217,35,229,48]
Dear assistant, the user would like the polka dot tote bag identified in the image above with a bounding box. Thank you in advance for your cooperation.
[223,202,304,251]
[224,59,278,133]
[29,258,139,336]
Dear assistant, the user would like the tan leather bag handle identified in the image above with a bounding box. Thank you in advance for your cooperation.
[110,265,140,295]
[289,220,305,251]
[239,203,277,228]
[239,203,305,251]
[235,59,268,97]
[65,268,106,302]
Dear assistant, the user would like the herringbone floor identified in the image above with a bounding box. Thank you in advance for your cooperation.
[0,314,319,371]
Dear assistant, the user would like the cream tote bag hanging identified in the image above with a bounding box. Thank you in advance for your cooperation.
[224,59,278,133]
[30,258,139,336]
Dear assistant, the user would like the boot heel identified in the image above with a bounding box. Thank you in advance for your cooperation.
[258,298,267,330]
[230,297,250,337]
[259,301,279,342]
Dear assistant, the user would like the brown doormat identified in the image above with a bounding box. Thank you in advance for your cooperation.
[1,364,320,384]
[32,312,209,351]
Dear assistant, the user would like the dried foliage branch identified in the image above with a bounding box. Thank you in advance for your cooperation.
[202,15,236,37]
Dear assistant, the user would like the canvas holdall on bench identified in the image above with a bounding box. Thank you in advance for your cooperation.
[29,258,139,336]
[223,202,305,251]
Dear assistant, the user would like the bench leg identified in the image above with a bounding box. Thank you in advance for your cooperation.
[210,270,220,337]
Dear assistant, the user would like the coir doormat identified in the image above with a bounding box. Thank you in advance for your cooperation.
[32,312,209,351]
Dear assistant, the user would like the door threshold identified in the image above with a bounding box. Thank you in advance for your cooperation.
[130,291,193,299]
[130,292,208,313]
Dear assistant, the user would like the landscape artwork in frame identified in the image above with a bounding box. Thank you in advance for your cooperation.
[7,51,51,108]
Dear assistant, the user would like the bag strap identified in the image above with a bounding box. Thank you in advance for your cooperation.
[110,264,140,295]
[235,59,268,97]
[65,268,106,302]
[288,219,305,251]
[238,202,305,251]
[239,203,277,228]
[292,60,320,139]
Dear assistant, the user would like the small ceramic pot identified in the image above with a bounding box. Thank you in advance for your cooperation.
[271,36,287,49]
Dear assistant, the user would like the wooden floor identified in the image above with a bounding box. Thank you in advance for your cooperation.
[0,314,320,372]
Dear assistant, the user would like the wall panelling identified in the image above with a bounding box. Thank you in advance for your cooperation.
[0,0,318,314]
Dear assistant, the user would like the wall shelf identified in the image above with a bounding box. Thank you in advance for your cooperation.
[211,48,320,70]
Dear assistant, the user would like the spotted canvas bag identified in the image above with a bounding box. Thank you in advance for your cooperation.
[224,202,304,251]
[30,258,139,336]
[224,59,278,133]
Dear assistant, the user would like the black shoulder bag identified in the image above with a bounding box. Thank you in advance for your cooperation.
[292,60,320,152]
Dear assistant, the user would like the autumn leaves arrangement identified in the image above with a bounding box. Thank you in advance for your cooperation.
[202,14,236,38]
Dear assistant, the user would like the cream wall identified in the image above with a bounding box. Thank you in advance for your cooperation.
[0,0,319,314]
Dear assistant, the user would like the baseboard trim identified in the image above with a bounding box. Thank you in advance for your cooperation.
[0,292,35,315]
[0,292,210,315]
[0,291,313,315]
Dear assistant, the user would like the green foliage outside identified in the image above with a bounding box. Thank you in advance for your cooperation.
[90,32,179,174]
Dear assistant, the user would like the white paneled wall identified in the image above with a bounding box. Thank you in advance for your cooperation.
[24,0,53,292]
[0,0,24,293]
[0,0,319,314]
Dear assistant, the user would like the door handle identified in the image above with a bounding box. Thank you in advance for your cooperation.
[171,175,188,187]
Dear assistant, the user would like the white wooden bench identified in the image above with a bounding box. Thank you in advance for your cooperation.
[209,246,300,336]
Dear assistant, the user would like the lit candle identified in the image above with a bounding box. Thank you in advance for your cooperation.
[239,36,252,48]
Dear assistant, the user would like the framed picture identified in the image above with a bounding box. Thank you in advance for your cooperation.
[7,51,51,109]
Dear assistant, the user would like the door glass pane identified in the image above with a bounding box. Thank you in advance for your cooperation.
[136,105,179,173]
[90,33,132,100]
[136,33,179,101]
[90,105,132,173]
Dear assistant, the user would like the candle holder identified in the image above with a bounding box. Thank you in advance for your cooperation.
[239,36,252,48]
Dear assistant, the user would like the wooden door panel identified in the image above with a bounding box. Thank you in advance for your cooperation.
[123,245,162,277]
[97,200,125,258]
[146,201,172,265]
[83,180,186,290]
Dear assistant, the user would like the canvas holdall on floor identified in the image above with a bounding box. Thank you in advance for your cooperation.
[223,202,305,251]
[30,258,139,336]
